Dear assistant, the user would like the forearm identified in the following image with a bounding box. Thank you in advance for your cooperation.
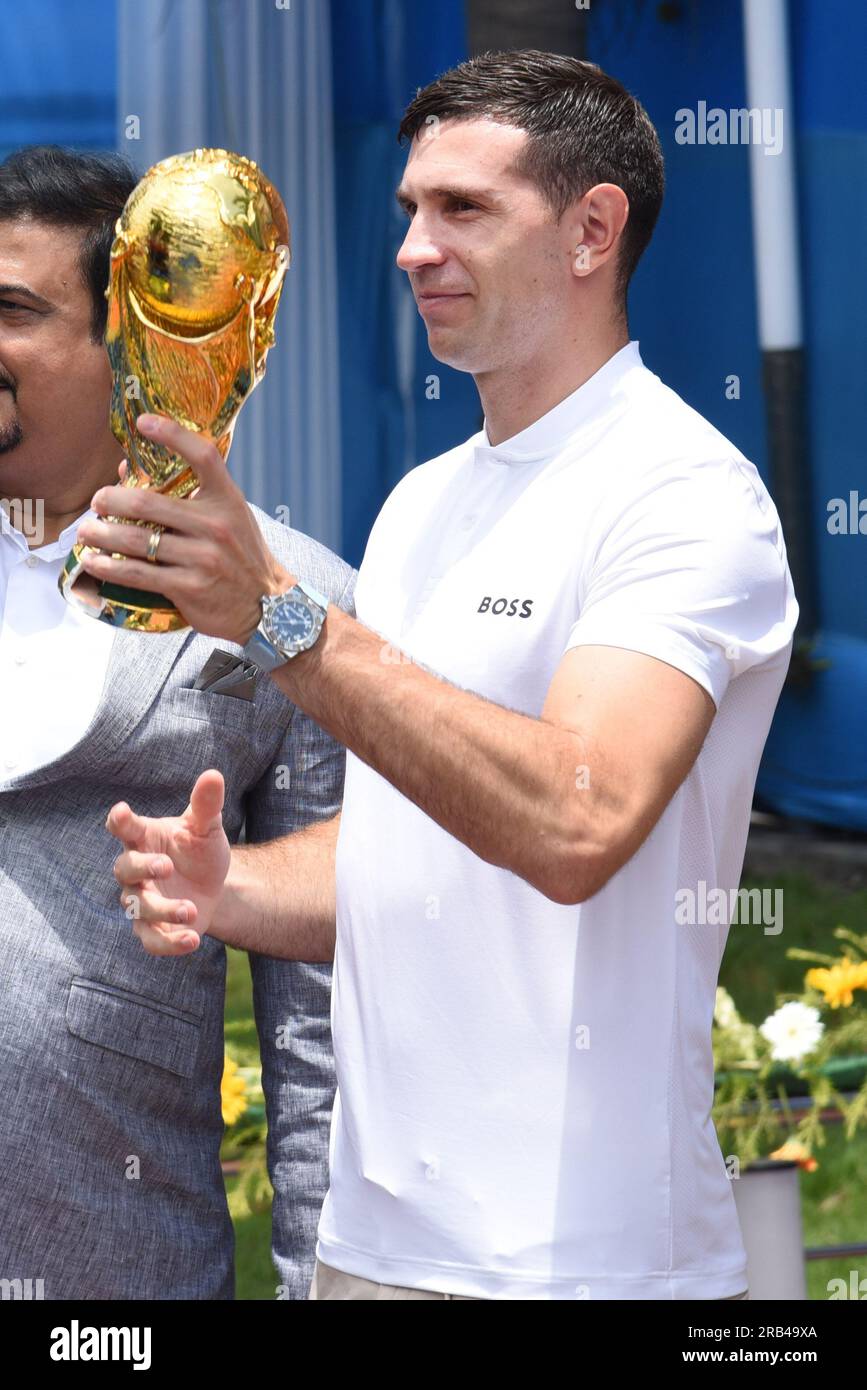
[211,814,339,960]
[270,607,587,899]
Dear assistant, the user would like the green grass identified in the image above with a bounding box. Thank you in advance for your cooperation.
[800,1124,867,1299]
[224,945,260,1064]
[226,1178,276,1300]
[223,947,276,1300]
[224,872,867,1300]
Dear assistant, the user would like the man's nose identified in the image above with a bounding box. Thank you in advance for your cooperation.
[396,217,446,273]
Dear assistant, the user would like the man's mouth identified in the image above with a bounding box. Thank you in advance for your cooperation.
[416,290,471,316]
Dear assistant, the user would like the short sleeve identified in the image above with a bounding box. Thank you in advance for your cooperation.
[564,457,798,710]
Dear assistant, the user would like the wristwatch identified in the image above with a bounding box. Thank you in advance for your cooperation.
[242,579,330,672]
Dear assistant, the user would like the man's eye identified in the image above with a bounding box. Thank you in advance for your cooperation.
[0,299,30,311]
[449,199,476,213]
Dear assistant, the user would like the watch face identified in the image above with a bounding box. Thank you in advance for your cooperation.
[268,596,315,649]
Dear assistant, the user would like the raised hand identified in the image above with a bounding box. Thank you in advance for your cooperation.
[107,769,231,956]
[77,415,291,645]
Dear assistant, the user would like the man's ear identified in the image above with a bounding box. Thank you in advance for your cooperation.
[566,183,630,279]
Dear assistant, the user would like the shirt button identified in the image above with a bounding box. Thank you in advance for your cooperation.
[25,555,39,568]
[460,515,477,530]
[4,758,17,770]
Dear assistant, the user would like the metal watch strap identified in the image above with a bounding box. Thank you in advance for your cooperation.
[291,579,330,612]
[243,579,330,672]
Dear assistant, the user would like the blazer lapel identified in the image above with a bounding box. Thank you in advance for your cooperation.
[0,626,195,792]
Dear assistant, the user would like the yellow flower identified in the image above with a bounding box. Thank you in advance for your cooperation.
[805,957,867,1009]
[220,1054,249,1126]
[769,1141,818,1172]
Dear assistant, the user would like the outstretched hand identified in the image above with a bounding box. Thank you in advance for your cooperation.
[107,769,231,956]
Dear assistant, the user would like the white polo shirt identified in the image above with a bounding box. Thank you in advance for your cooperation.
[319,341,798,1299]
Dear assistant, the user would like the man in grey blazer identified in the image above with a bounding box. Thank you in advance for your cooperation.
[0,145,353,1299]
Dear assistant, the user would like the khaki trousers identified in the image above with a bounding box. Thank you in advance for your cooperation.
[308,1257,750,1301]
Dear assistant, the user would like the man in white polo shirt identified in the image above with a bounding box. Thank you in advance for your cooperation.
[97,51,798,1299]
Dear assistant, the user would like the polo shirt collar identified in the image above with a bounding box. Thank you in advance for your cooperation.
[473,339,643,466]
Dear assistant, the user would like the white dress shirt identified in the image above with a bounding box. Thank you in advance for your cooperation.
[0,506,116,777]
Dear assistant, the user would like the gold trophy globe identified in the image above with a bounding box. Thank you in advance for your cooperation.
[59,147,290,632]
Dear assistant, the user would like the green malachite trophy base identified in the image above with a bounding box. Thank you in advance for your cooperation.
[59,544,190,633]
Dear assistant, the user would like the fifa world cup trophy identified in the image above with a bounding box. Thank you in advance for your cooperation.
[59,147,290,631]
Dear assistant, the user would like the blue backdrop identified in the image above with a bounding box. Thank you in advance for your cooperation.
[0,0,115,158]
[328,0,867,831]
[1,0,864,827]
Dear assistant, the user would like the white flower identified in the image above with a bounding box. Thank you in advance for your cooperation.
[714,987,739,1030]
[759,1002,824,1064]
[713,987,759,1061]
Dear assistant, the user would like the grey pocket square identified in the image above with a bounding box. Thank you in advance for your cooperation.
[193,649,258,700]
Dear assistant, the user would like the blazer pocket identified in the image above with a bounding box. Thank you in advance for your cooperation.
[66,978,202,1078]
[165,684,255,734]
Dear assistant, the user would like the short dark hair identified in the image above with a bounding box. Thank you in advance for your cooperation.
[398,50,665,305]
[0,144,139,341]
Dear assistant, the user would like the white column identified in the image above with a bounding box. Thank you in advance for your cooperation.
[742,0,803,350]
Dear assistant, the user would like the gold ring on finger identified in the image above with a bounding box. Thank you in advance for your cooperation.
[146,526,164,564]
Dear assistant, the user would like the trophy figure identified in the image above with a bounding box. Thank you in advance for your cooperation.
[59,147,290,632]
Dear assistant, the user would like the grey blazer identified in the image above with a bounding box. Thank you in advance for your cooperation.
[0,506,355,1300]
